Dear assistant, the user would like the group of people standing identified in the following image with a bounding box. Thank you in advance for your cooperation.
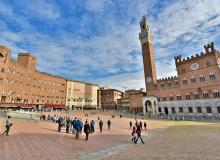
[56,115,112,141]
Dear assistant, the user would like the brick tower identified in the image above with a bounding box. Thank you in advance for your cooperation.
[139,16,157,93]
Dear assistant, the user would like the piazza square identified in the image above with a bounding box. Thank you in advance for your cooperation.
[1,0,220,160]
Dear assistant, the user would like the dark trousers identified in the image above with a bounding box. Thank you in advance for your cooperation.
[3,126,10,136]
[66,126,69,133]
[76,130,79,139]
[131,136,136,142]
[58,125,61,132]
[85,133,89,140]
[108,125,110,130]
[135,133,144,143]
[100,127,102,132]
[91,126,94,133]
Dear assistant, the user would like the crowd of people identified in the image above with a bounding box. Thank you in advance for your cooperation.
[1,112,148,144]
[40,113,112,141]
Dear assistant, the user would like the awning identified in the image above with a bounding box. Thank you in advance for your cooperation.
[45,105,66,109]
[84,106,96,109]
[17,104,34,109]
[0,103,18,108]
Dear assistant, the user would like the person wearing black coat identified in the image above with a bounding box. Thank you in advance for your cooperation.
[84,120,90,141]
[66,117,71,133]
[57,117,62,132]
[134,124,144,144]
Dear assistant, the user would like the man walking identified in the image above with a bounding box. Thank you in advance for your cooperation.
[66,117,71,133]
[57,116,63,132]
[84,120,90,141]
[75,118,81,139]
[134,124,144,144]
[90,120,95,133]
[2,116,12,136]
[129,121,132,129]
[107,120,111,130]
[144,122,147,130]
[99,119,103,133]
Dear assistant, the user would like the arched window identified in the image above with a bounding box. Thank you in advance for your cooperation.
[171,107,176,114]
[199,75,205,82]
[0,52,4,57]
[186,94,191,100]
[170,96,174,101]
[194,92,200,99]
[207,62,211,67]
[206,107,212,113]
[203,91,209,99]
[179,107,183,113]
[191,76,196,83]
[188,107,193,113]
[197,107,202,113]
[183,79,188,85]
[162,96,166,101]
[176,94,181,100]
[158,107,161,112]
[209,73,216,80]
[217,107,220,113]
[213,90,220,98]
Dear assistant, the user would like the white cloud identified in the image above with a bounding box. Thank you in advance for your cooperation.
[95,71,145,91]
[0,31,23,42]
[0,1,13,16]
[85,0,107,12]
[18,0,60,20]
[0,0,220,90]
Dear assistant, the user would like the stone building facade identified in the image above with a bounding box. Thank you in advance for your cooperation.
[65,80,99,109]
[139,16,220,115]
[130,90,146,113]
[98,88,123,109]
[117,89,146,113]
[0,45,67,108]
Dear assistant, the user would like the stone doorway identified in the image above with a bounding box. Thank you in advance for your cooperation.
[145,100,152,113]
[142,96,158,115]
[164,107,168,115]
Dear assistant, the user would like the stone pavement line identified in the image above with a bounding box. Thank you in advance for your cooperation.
[76,122,175,160]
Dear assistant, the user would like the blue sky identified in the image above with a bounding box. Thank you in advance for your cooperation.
[0,0,220,91]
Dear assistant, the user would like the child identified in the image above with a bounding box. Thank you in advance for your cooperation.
[131,126,136,143]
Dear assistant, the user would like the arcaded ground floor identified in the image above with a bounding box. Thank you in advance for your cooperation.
[0,111,220,160]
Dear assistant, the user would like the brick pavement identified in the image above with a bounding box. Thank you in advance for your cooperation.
[0,112,171,160]
[104,121,220,160]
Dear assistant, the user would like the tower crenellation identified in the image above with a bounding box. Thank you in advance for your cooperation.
[174,42,217,65]
[204,42,214,53]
